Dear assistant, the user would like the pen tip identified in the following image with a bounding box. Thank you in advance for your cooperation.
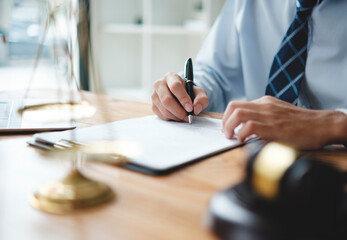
[188,115,193,124]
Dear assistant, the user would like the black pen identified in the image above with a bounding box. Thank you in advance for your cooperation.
[184,58,195,124]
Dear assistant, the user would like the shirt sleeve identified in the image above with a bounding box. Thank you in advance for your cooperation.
[194,0,244,113]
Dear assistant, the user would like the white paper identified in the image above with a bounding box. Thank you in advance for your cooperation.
[34,116,244,171]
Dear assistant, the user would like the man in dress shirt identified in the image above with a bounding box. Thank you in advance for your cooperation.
[151,0,347,149]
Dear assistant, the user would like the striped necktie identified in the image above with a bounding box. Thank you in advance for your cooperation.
[265,0,321,104]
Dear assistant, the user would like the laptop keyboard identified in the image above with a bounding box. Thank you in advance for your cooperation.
[0,101,10,118]
[0,100,22,129]
[0,101,11,128]
[0,98,76,132]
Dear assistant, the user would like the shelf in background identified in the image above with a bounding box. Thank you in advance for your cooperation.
[106,87,151,103]
[91,0,227,101]
[102,24,209,35]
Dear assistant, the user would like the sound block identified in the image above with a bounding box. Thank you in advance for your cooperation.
[207,184,347,240]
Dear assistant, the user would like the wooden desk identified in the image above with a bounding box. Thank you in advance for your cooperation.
[0,91,248,240]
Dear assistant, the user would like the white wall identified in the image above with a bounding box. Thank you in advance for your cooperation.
[91,0,226,102]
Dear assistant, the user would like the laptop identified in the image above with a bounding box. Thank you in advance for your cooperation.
[0,98,76,133]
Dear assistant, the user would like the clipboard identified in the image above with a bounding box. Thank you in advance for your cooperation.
[32,116,249,175]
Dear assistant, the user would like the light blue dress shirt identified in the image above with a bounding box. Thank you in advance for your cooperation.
[194,0,347,113]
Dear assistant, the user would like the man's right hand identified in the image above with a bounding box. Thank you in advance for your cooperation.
[151,72,209,122]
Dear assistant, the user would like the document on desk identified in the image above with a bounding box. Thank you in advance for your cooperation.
[33,116,246,172]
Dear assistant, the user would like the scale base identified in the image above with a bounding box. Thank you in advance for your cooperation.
[30,169,114,214]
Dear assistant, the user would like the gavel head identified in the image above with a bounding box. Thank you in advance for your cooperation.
[244,142,343,233]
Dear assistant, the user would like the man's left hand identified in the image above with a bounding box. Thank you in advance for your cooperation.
[222,96,347,149]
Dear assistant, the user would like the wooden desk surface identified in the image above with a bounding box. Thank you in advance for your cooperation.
[0,91,249,240]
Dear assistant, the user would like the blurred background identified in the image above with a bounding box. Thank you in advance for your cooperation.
[0,0,226,102]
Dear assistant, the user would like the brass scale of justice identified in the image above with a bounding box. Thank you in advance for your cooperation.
[18,0,138,214]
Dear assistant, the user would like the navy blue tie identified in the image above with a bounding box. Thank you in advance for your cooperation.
[265,0,321,104]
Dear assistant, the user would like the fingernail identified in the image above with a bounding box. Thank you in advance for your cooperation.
[183,116,189,122]
[195,104,203,115]
[225,132,230,139]
[225,131,233,139]
[184,103,193,112]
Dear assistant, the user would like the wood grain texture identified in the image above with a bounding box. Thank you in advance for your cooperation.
[0,91,248,240]
[1,91,346,240]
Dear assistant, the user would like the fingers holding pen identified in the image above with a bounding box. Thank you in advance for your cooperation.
[152,105,182,122]
[193,87,209,115]
[151,71,210,121]
[166,73,193,113]
[151,92,181,122]
[152,74,188,121]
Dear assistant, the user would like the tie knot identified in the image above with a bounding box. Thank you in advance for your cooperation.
[296,0,321,11]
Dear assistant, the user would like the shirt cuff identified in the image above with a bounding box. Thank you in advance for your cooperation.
[336,109,347,115]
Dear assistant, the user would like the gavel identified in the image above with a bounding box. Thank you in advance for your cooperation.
[209,142,347,240]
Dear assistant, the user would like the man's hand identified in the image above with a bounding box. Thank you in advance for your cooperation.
[222,96,347,149]
[151,72,209,122]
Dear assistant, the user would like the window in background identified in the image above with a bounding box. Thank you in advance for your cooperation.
[9,0,48,59]
[0,0,73,93]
